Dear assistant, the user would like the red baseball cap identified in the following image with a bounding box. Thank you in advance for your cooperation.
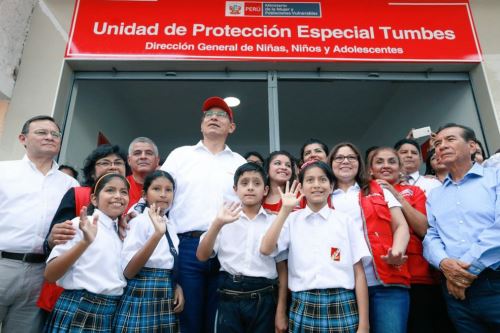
[202,97,233,122]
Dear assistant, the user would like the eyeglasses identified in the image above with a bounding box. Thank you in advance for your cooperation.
[204,110,228,118]
[32,129,62,138]
[95,160,125,168]
[333,155,358,163]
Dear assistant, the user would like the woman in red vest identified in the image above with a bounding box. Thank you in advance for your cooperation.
[328,142,410,333]
[369,147,455,333]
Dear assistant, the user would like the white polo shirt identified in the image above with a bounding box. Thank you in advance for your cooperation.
[121,208,179,271]
[276,205,371,292]
[407,171,441,195]
[161,141,245,233]
[203,207,279,279]
[0,155,79,254]
[47,209,126,296]
[330,183,402,286]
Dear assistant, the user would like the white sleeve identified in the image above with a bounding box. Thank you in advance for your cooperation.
[199,230,220,258]
[382,188,402,208]
[346,216,372,264]
[121,214,151,271]
[47,217,83,262]
[275,219,291,255]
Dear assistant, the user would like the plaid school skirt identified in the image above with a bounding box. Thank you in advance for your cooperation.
[289,288,359,333]
[113,267,179,333]
[44,289,120,333]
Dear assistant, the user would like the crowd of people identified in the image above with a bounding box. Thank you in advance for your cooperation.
[0,96,499,333]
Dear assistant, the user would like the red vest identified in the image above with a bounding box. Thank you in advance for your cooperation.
[394,184,438,285]
[359,181,410,287]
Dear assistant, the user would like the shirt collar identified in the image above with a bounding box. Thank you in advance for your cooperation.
[409,171,420,181]
[93,209,119,231]
[303,204,331,220]
[333,182,360,194]
[194,140,232,155]
[240,206,269,221]
[22,154,58,175]
[443,162,484,186]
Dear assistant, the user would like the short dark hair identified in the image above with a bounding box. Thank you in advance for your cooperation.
[234,162,267,186]
[298,160,334,185]
[394,138,420,154]
[58,164,79,179]
[299,138,329,161]
[264,150,297,183]
[21,115,60,134]
[243,151,265,164]
[82,144,130,186]
[436,123,476,142]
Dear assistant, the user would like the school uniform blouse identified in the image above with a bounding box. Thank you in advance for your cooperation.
[331,183,402,287]
[121,207,179,271]
[203,207,279,279]
[276,205,371,292]
[0,156,79,254]
[47,209,126,296]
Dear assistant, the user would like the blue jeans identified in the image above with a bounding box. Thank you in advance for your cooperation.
[178,235,220,333]
[216,272,277,333]
[368,285,409,333]
[442,268,500,333]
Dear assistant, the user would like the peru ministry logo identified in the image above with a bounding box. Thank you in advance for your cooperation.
[226,2,244,16]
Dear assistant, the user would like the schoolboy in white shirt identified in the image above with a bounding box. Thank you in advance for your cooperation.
[197,162,285,333]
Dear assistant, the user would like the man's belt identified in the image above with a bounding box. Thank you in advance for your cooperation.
[177,231,205,238]
[0,251,47,263]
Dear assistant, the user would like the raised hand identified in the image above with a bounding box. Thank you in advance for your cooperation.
[381,247,408,266]
[374,179,398,197]
[148,203,167,234]
[79,206,98,244]
[215,202,242,226]
[118,210,137,240]
[278,180,303,210]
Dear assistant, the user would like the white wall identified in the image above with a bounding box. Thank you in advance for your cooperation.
[0,1,72,159]
[0,0,36,99]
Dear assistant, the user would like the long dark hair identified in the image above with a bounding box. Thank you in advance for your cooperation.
[264,150,297,185]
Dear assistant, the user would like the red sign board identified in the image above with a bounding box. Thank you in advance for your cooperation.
[66,0,482,62]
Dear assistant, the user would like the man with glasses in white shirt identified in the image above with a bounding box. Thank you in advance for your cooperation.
[0,115,78,332]
[161,97,245,333]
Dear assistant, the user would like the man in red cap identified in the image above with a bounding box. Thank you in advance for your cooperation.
[161,96,245,333]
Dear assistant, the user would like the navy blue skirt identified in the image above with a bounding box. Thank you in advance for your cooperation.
[44,289,120,333]
[289,288,359,333]
[113,267,179,333]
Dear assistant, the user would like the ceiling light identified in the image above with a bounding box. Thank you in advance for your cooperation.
[224,97,240,107]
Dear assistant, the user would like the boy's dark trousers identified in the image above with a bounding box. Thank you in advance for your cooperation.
[216,271,277,333]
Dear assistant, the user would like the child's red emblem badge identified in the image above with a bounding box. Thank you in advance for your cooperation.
[331,247,341,261]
